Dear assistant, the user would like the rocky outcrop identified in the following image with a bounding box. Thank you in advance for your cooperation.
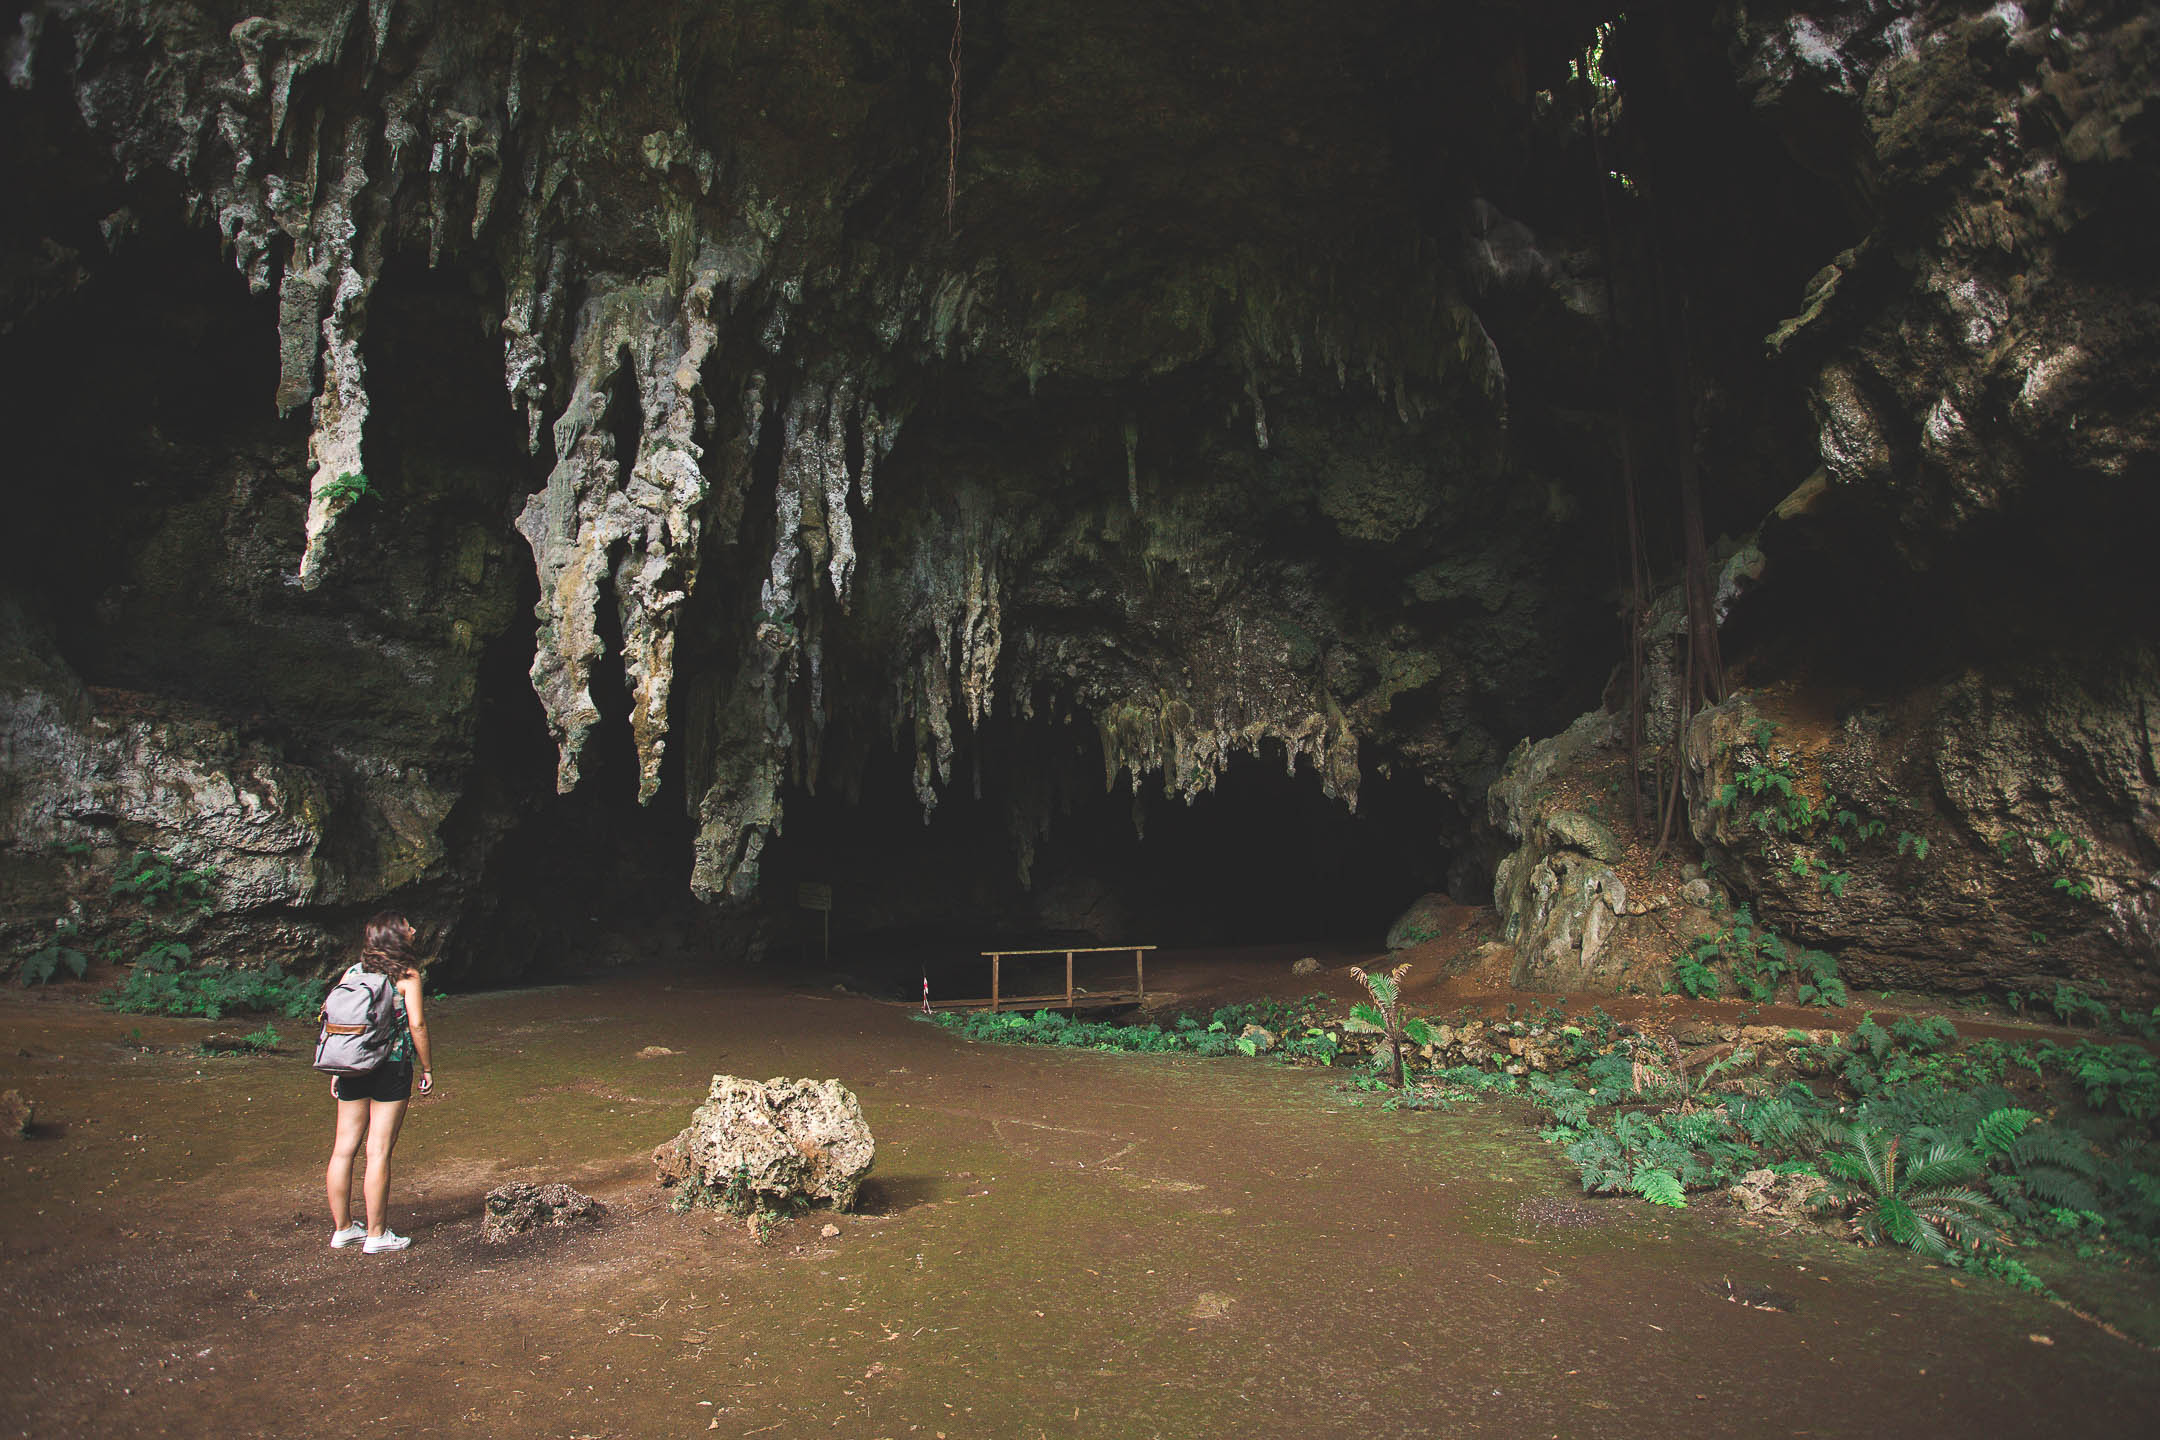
[1487,708,1720,993]
[1687,659,2160,998]
[1738,0,2159,550]
[0,595,493,968]
[653,1075,874,1214]
[1481,1,2160,1002]
[1384,893,1454,951]
[481,1180,602,1243]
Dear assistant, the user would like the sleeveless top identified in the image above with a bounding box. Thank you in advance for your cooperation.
[344,963,414,1065]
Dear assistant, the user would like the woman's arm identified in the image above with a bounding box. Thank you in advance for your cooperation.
[399,971,433,1092]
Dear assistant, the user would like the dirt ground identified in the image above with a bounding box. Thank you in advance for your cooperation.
[3,945,2157,1439]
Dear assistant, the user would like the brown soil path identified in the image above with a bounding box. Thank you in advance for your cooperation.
[2,957,2155,1439]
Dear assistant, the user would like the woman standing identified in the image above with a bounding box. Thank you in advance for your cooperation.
[325,912,435,1253]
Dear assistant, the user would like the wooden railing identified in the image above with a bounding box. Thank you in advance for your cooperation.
[922,945,1154,1014]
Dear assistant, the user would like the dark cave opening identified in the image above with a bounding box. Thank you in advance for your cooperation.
[752,715,1454,999]
[448,560,711,985]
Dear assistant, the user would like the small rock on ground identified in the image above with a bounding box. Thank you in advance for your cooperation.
[481,1181,603,1243]
[1,1089,32,1138]
[635,1046,678,1060]
[1291,956,1321,975]
[1726,1168,1828,1222]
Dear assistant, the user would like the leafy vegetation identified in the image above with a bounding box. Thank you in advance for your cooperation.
[1822,1128,2008,1260]
[100,948,323,1021]
[929,970,2160,1306]
[108,850,218,914]
[1671,905,1845,1006]
[928,995,1338,1064]
[318,470,372,507]
[200,1023,282,1055]
[1345,962,1435,1088]
[2042,829,2097,902]
[16,920,88,986]
[26,845,328,1021]
[1709,724,1826,837]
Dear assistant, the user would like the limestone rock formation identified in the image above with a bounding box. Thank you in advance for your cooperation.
[0,1088,32,1139]
[481,1181,603,1243]
[653,1075,874,1214]
[1686,663,2160,997]
[1738,0,2159,551]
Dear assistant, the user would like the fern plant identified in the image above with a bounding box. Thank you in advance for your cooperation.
[319,470,372,506]
[1668,950,1721,999]
[2040,1041,2160,1120]
[1822,1128,2009,1261]
[1563,1108,1759,1209]
[1345,962,1433,1089]
[108,851,218,915]
[1989,1123,2103,1222]
[1969,1106,2039,1158]
[1673,906,1844,1005]
[17,921,89,986]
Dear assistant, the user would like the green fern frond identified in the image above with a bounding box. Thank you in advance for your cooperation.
[1970,1107,2038,1157]
[1854,1128,1898,1192]
[1632,1166,1688,1208]
[2016,1167,2100,1212]
[1903,1141,1985,1192]
[1913,1187,2010,1246]
[1899,1209,1956,1262]
[2009,1126,2099,1178]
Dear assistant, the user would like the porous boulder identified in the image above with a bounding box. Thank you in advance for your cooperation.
[1726,1168,1829,1224]
[654,1075,875,1213]
[481,1182,602,1243]
[1385,894,1456,951]
[1,1089,33,1138]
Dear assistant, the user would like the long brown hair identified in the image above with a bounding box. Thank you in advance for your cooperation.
[358,911,420,978]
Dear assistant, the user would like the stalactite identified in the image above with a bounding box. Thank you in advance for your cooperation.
[297,115,383,590]
[515,252,731,800]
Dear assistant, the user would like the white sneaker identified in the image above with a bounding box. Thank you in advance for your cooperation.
[330,1223,367,1249]
[362,1229,412,1254]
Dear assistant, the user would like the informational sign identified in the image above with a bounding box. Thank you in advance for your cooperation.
[795,882,833,913]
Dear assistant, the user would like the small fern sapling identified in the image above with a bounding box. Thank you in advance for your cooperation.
[1823,1128,2009,1262]
[1346,962,1434,1089]
[319,470,372,507]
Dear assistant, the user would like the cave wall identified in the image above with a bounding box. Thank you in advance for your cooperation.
[2,0,2152,995]
[1486,0,2160,1001]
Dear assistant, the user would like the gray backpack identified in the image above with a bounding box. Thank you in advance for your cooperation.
[313,966,399,1075]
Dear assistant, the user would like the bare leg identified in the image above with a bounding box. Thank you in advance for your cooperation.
[362,1097,410,1237]
[326,1097,371,1230]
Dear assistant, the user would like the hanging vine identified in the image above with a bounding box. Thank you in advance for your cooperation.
[946,0,964,233]
[1575,14,1724,855]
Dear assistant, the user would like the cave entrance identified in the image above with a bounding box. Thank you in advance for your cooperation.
[753,715,1453,1000]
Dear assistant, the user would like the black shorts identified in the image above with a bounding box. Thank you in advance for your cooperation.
[334,1060,414,1103]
